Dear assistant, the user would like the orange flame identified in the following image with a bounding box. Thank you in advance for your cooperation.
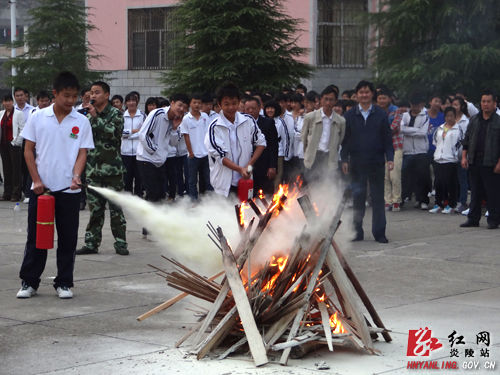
[239,202,251,226]
[258,189,265,199]
[269,184,288,212]
[330,311,346,334]
[261,255,289,293]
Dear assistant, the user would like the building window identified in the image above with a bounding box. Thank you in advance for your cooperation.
[317,0,367,68]
[128,7,179,70]
[0,26,24,45]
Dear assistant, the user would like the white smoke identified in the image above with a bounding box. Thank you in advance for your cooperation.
[89,179,353,275]
[88,187,239,273]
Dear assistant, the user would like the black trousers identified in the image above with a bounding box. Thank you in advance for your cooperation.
[304,151,329,186]
[138,161,165,202]
[0,142,22,199]
[351,162,386,239]
[122,155,142,196]
[468,165,500,225]
[402,153,431,204]
[19,191,81,289]
[434,162,458,208]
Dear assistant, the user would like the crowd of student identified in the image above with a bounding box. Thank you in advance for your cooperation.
[6,70,500,299]
[2,81,499,220]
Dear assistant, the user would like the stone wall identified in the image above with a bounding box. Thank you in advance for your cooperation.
[106,70,165,103]
[106,67,374,103]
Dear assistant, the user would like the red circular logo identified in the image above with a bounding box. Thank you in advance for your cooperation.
[72,126,79,135]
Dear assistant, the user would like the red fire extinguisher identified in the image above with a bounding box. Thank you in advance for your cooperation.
[36,193,55,249]
[237,166,254,202]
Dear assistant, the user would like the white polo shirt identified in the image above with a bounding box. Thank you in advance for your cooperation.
[20,104,94,193]
[180,111,209,158]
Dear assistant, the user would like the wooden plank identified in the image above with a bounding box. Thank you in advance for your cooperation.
[331,239,392,342]
[264,310,297,349]
[196,305,238,360]
[317,301,333,351]
[280,188,353,365]
[192,282,230,348]
[218,336,248,360]
[297,191,376,354]
[271,332,319,351]
[137,292,188,322]
[299,193,391,343]
[175,320,203,348]
[136,270,224,321]
[279,238,326,365]
[219,228,269,367]
[192,218,257,348]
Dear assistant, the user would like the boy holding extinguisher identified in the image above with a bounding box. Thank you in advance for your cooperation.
[204,82,266,198]
[16,72,94,299]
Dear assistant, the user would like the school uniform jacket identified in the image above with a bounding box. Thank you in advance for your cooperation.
[136,107,179,167]
[432,123,462,163]
[121,109,145,156]
[205,111,266,197]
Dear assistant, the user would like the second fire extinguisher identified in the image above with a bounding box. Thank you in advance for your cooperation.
[237,165,253,202]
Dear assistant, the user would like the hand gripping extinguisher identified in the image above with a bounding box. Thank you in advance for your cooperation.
[36,193,55,249]
[237,165,254,202]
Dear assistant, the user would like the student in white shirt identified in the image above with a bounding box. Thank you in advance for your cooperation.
[277,93,295,183]
[136,94,189,203]
[14,87,35,201]
[289,93,305,182]
[16,72,94,299]
[166,117,189,199]
[201,93,219,122]
[121,92,144,196]
[14,88,35,123]
[205,82,266,197]
[451,97,470,212]
[181,94,213,200]
[428,107,462,214]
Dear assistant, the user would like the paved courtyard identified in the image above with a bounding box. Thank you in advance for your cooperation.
[1,194,499,375]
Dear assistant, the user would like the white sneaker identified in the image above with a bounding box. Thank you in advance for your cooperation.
[23,197,29,204]
[442,205,454,214]
[462,208,470,216]
[428,205,441,214]
[420,202,429,210]
[56,286,73,299]
[16,282,36,298]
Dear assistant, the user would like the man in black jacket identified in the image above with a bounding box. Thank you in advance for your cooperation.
[341,80,394,243]
[244,97,278,195]
[460,89,500,229]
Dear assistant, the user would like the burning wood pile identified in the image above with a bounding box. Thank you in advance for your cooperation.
[138,182,391,367]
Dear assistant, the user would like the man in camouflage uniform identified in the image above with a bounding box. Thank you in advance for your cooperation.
[76,81,128,255]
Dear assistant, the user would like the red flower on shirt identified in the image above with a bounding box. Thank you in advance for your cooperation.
[72,126,79,135]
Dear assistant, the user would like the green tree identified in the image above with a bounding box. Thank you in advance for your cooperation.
[161,0,313,95]
[369,0,500,101]
[6,0,104,94]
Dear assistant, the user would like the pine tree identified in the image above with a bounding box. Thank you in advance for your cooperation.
[161,0,313,95]
[369,0,500,101]
[6,0,104,94]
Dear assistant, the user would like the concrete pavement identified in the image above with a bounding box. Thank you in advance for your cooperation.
[1,197,499,375]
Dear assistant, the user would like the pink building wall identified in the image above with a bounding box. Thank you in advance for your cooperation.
[86,0,312,71]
